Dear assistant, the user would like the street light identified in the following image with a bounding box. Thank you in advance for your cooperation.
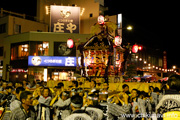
[173,65,176,69]
[127,26,133,30]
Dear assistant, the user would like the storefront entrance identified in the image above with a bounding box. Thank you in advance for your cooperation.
[28,67,76,82]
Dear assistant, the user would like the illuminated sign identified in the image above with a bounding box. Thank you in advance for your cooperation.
[11,69,28,73]
[28,56,76,67]
[117,14,122,37]
[50,5,80,33]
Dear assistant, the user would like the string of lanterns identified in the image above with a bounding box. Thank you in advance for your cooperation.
[131,45,178,74]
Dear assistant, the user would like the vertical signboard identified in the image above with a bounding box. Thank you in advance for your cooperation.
[117,14,122,37]
[50,5,80,33]
[163,51,167,69]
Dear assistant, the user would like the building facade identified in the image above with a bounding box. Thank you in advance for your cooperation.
[0,10,49,79]
[37,0,107,34]
[3,32,90,82]
[0,0,108,80]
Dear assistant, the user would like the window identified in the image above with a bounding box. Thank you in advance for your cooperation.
[15,24,21,34]
[90,13,93,17]
[0,47,3,56]
[11,41,49,60]
[0,24,6,34]
[30,41,49,56]
[28,67,44,81]
[11,43,29,60]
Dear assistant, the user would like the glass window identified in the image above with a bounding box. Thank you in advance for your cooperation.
[15,24,21,34]
[0,23,6,34]
[0,47,3,56]
[30,41,49,56]
[28,67,44,81]
[11,43,29,60]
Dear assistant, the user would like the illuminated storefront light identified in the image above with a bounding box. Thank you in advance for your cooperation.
[44,68,48,82]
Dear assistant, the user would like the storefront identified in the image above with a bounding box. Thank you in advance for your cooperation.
[28,56,77,82]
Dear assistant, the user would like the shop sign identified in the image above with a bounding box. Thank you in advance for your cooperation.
[11,69,28,73]
[50,5,80,33]
[163,51,167,69]
[117,13,122,37]
[28,56,76,67]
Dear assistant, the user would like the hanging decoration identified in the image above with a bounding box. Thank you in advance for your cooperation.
[132,44,139,53]
[91,16,117,35]
[78,15,125,83]
[114,36,122,46]
[138,46,143,50]
[97,15,105,25]
[67,38,74,48]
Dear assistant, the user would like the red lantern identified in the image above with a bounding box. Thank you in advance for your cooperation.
[67,39,74,48]
[132,44,139,53]
[138,46,143,50]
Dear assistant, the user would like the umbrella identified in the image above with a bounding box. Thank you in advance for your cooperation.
[133,76,141,81]
[141,75,152,79]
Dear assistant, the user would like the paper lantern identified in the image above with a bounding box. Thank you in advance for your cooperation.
[138,46,143,50]
[98,15,104,25]
[114,36,122,46]
[132,44,139,53]
[67,39,74,48]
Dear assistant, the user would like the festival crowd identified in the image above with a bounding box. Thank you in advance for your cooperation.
[0,74,179,120]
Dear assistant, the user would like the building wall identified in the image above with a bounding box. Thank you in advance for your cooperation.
[0,16,9,47]
[0,15,49,70]
[8,16,48,35]
[0,15,48,47]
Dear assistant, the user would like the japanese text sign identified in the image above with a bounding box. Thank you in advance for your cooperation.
[28,56,76,67]
[50,5,80,33]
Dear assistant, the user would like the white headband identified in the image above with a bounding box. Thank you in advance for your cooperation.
[71,102,82,108]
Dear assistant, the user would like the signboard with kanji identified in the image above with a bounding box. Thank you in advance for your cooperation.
[50,5,80,33]
[28,56,76,67]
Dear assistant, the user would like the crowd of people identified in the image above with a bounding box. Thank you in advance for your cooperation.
[0,74,179,120]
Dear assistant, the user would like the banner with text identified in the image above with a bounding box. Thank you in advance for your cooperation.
[28,56,77,67]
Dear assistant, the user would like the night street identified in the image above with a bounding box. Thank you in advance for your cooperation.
[0,0,179,120]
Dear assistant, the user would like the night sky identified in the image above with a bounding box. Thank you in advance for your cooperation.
[0,0,179,68]
[106,1,179,68]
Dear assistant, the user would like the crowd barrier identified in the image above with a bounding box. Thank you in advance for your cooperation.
[47,80,162,93]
